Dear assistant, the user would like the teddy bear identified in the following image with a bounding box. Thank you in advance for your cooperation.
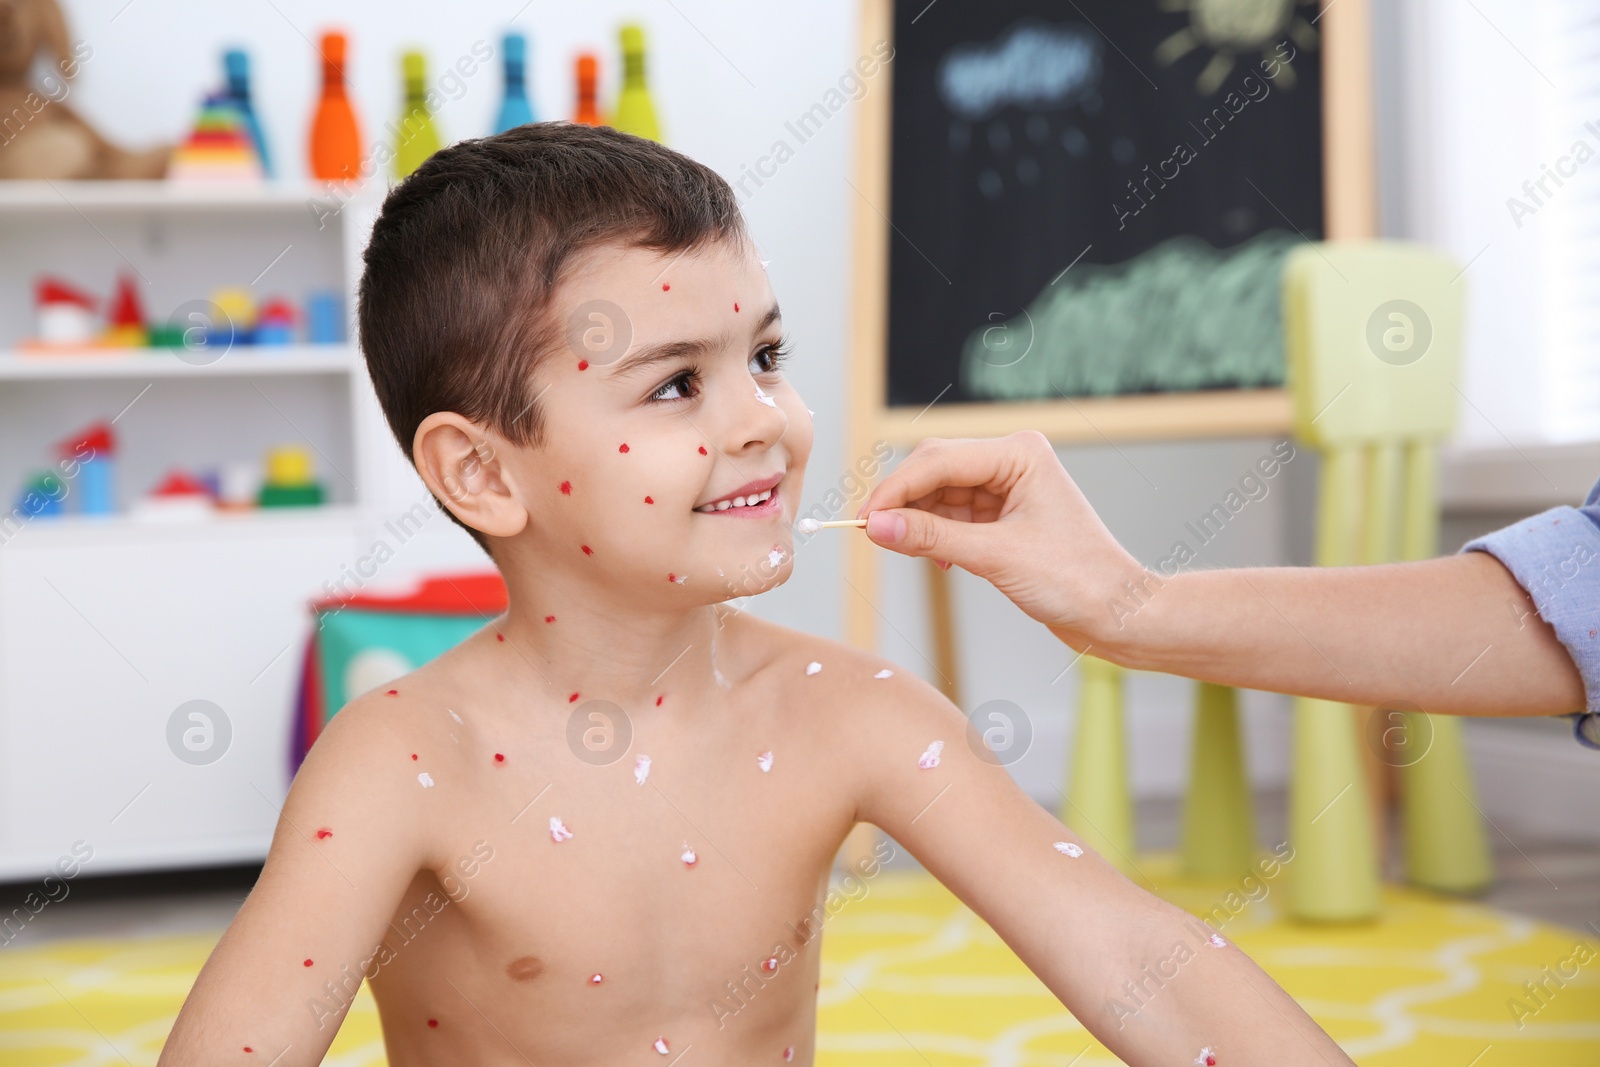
[0,0,170,179]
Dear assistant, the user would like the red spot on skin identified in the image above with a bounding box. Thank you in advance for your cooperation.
[386,689,398,696]
[411,753,418,760]
[315,828,333,840]
[569,692,580,703]
[667,573,678,583]
[644,496,654,504]
[578,360,589,371]
[545,614,556,623]
[560,481,572,495]
[427,1018,439,1028]
[656,695,664,706]
[734,302,740,312]
[698,446,708,455]
[303,959,314,967]
[581,545,593,556]
[762,957,778,973]
[496,632,505,642]
[1205,1057,1216,1067]
[494,753,505,763]
[244,1048,252,1054]
[662,283,670,291]
[619,443,630,453]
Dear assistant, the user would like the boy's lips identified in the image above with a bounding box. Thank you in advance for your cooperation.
[695,485,781,518]
[691,473,784,511]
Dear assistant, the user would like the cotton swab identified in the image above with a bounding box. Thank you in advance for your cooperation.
[796,518,868,533]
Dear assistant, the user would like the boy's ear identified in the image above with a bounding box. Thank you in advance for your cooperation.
[413,413,528,540]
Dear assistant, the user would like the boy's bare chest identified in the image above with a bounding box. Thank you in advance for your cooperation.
[369,704,857,1055]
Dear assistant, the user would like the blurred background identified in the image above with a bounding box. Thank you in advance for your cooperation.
[1,0,1597,1063]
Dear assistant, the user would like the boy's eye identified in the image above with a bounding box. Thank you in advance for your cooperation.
[649,367,700,403]
[751,339,790,375]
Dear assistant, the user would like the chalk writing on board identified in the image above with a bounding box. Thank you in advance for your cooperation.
[937,22,1102,120]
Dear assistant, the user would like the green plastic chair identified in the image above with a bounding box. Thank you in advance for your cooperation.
[1062,241,1493,917]
[1282,240,1492,919]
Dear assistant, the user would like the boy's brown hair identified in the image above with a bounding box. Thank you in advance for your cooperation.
[357,122,748,554]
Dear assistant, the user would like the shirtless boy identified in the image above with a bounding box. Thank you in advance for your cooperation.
[159,123,1352,1067]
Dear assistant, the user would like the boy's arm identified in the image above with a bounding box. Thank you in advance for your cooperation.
[158,693,432,1065]
[847,672,1354,1067]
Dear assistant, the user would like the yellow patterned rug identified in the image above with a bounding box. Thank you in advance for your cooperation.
[3,862,1598,1066]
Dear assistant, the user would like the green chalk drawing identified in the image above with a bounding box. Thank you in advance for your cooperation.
[961,230,1301,401]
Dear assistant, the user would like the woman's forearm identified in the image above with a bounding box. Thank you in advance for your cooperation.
[1090,552,1586,716]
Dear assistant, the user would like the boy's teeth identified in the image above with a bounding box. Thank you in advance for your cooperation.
[698,488,773,513]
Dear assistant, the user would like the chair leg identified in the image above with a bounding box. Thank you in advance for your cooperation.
[1063,656,1136,874]
[1399,712,1494,893]
[1182,683,1256,879]
[1289,696,1381,921]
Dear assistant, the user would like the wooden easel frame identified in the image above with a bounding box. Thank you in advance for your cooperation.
[842,0,1377,680]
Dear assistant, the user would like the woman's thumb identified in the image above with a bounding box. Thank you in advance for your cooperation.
[864,508,981,569]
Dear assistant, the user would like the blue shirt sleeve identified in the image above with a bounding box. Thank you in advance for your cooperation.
[1461,475,1600,749]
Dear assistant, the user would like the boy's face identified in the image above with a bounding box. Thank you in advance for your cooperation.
[499,238,812,605]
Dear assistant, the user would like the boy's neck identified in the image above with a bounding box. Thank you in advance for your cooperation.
[496,570,735,713]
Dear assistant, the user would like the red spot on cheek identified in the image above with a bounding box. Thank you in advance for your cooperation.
[569,692,580,703]
[667,572,678,583]
[662,283,670,291]
[494,753,505,763]
[303,959,314,967]
[577,360,589,371]
[559,480,572,495]
[619,443,630,453]
[545,614,556,623]
[496,632,505,642]
[315,828,333,840]
[698,446,708,456]
[581,545,593,556]
[734,302,740,312]
[243,1048,253,1054]
[656,695,664,706]
[386,689,398,696]
[427,1018,439,1028]
[411,753,418,760]
[644,496,653,504]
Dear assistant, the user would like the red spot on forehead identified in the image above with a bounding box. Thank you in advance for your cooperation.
[662,282,670,291]
[644,496,654,504]
[559,480,572,495]
[619,443,630,453]
[411,753,418,760]
[569,692,580,703]
[545,614,556,623]
[734,302,740,312]
[496,632,505,642]
[315,828,333,840]
[698,446,708,456]
[577,359,589,371]
[386,689,399,696]
[243,1048,253,1053]
[494,753,505,763]
[667,572,677,583]
[303,958,314,967]
[581,545,593,556]
[427,1018,439,1028]
[656,694,664,706]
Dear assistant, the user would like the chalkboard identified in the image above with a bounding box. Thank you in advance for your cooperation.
[885,0,1324,407]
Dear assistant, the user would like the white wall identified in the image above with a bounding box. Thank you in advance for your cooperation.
[53,0,1423,817]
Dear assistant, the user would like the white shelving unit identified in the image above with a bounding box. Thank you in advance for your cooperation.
[0,180,392,881]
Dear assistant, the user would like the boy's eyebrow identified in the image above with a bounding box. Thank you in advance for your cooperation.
[609,302,782,378]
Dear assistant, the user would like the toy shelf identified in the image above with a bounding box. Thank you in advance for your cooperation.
[0,344,359,380]
[0,179,392,882]
[0,179,355,213]
[3,503,364,547]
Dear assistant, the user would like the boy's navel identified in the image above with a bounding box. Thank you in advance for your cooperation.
[506,954,545,982]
